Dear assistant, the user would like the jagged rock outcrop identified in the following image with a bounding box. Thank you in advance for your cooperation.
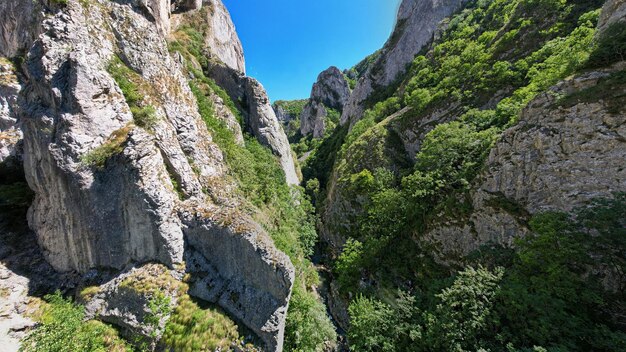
[426,64,626,260]
[206,61,300,185]
[245,78,300,185]
[300,66,350,138]
[274,105,295,124]
[172,0,245,73]
[13,0,293,350]
[340,0,466,126]
[598,0,626,34]
[84,264,182,344]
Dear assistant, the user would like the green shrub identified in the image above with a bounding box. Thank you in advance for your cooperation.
[130,106,158,131]
[180,40,337,350]
[107,56,159,131]
[285,284,337,352]
[81,125,132,168]
[162,294,241,352]
[20,292,132,352]
[587,22,626,68]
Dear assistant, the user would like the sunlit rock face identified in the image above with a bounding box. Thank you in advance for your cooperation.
[341,0,467,126]
[10,0,294,350]
[300,66,350,138]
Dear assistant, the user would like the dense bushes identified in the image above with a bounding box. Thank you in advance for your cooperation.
[20,293,132,352]
[587,22,626,68]
[347,195,626,351]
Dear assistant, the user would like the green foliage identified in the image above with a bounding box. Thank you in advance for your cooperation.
[347,295,396,352]
[130,106,158,131]
[420,266,504,351]
[274,99,308,118]
[302,124,348,192]
[335,238,364,292]
[81,125,132,168]
[587,22,626,68]
[285,284,337,352]
[346,194,626,351]
[174,30,337,350]
[145,292,172,337]
[20,292,132,352]
[107,56,159,131]
[162,294,241,352]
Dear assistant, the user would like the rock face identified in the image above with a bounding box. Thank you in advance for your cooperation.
[301,66,350,138]
[245,78,300,185]
[340,0,466,126]
[172,0,245,73]
[206,61,300,185]
[274,105,295,124]
[12,0,293,350]
[426,65,626,259]
[598,0,626,34]
[0,0,45,58]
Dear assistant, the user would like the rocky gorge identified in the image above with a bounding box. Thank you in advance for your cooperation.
[1,0,626,351]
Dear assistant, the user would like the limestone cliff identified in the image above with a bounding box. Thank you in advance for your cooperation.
[300,66,350,138]
[172,0,245,73]
[3,0,294,350]
[206,61,300,185]
[340,0,466,126]
[424,0,626,262]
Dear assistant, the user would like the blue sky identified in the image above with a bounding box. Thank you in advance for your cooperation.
[222,0,401,102]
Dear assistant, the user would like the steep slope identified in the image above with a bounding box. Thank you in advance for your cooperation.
[427,63,626,260]
[340,0,467,126]
[301,0,626,350]
[300,66,351,138]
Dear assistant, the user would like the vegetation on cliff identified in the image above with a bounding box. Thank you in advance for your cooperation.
[169,25,337,352]
[294,0,626,351]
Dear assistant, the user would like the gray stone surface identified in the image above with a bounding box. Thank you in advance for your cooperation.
[172,0,246,73]
[0,58,21,165]
[426,64,626,259]
[85,264,181,344]
[244,77,300,185]
[598,0,626,34]
[205,60,300,186]
[13,1,294,349]
[181,202,295,352]
[301,67,350,138]
[341,0,466,126]
[0,0,45,58]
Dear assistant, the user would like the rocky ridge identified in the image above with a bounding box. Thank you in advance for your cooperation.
[300,66,351,139]
[204,60,300,185]
[340,0,467,126]
[420,0,626,262]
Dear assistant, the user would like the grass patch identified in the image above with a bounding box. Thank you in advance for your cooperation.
[20,292,132,352]
[81,124,133,168]
[107,56,159,131]
[162,294,246,352]
[78,286,100,302]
